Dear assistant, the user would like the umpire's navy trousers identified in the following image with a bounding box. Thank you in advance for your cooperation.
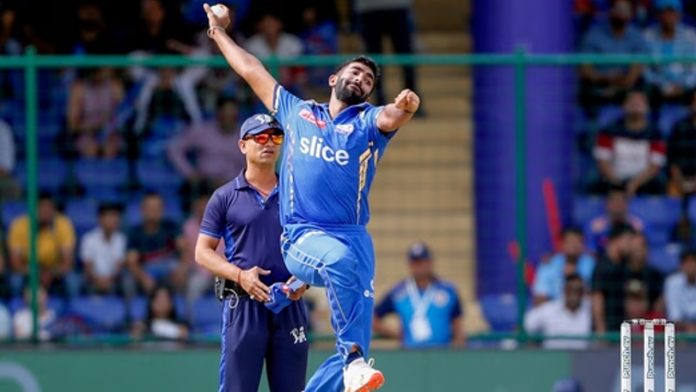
[218,296,309,392]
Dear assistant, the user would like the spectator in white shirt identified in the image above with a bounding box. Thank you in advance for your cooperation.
[665,249,696,332]
[0,119,20,200]
[13,287,55,341]
[245,14,303,59]
[244,14,304,88]
[525,274,592,349]
[80,203,127,295]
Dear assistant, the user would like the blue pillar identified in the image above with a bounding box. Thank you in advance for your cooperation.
[473,0,575,295]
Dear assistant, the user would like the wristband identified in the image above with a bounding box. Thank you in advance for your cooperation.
[207,26,225,38]
[236,269,242,284]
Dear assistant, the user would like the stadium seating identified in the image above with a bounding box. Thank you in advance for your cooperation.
[629,197,681,230]
[596,105,622,127]
[479,293,517,332]
[14,158,68,193]
[189,296,221,334]
[128,296,148,323]
[75,158,129,197]
[572,196,604,226]
[657,105,689,136]
[68,295,127,333]
[65,198,99,237]
[136,160,184,193]
[648,246,680,275]
[128,295,188,324]
[1,200,26,228]
[8,296,66,316]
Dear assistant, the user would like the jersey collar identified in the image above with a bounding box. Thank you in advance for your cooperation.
[234,169,280,196]
[319,101,371,122]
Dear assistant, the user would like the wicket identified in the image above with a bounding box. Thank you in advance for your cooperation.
[620,319,676,392]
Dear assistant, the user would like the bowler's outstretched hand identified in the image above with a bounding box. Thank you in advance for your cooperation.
[203,3,231,30]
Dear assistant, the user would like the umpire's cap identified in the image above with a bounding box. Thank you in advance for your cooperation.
[240,114,283,139]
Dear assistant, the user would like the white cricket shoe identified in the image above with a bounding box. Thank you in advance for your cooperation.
[343,358,384,392]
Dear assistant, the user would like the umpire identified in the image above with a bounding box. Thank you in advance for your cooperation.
[195,114,309,392]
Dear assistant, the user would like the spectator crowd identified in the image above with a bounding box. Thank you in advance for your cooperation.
[0,0,433,343]
[521,0,696,348]
[3,0,696,348]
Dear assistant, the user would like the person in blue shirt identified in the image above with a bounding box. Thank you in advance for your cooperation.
[579,0,648,115]
[373,242,465,348]
[194,114,309,392]
[644,0,696,107]
[664,249,696,332]
[203,4,420,391]
[532,228,596,305]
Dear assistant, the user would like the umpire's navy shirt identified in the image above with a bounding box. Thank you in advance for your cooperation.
[200,170,290,285]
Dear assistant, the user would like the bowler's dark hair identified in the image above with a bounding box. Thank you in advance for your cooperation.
[335,55,381,82]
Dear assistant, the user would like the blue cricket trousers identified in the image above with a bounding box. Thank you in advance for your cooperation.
[219,295,309,392]
[281,224,376,392]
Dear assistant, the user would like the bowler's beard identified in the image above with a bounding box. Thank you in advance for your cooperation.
[335,78,368,105]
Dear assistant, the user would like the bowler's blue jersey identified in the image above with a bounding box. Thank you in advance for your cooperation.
[271,84,396,226]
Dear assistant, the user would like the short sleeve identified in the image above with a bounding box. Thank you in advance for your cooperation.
[649,132,667,167]
[115,233,127,261]
[532,264,554,297]
[374,289,396,318]
[594,131,614,161]
[524,306,543,333]
[7,217,27,251]
[56,216,76,249]
[362,105,396,151]
[664,275,682,321]
[80,234,95,263]
[200,191,228,239]
[271,84,302,126]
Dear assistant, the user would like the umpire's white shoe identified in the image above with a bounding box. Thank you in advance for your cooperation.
[343,358,384,392]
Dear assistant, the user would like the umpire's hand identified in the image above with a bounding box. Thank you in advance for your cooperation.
[239,267,271,302]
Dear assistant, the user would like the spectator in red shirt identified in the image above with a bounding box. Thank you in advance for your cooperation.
[594,90,666,195]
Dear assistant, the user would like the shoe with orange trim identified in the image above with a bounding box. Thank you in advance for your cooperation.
[343,358,384,392]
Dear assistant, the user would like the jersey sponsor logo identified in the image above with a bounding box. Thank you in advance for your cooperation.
[335,123,355,135]
[291,326,307,344]
[299,109,326,128]
[299,136,350,165]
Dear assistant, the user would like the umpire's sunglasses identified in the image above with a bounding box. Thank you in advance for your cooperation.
[244,132,284,145]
